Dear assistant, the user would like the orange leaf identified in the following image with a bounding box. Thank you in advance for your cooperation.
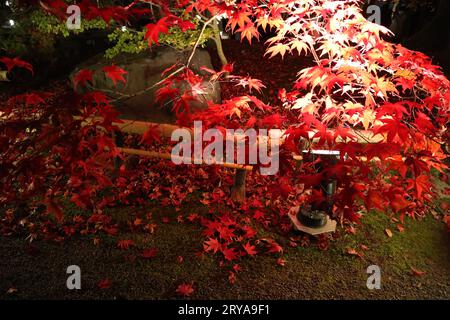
[117,239,134,250]
[346,247,364,258]
[276,258,286,266]
[410,267,426,277]
[237,23,259,44]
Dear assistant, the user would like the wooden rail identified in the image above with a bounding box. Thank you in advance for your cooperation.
[117,147,253,171]
[77,116,384,143]
[77,116,387,202]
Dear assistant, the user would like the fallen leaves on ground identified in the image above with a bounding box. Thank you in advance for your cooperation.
[176,282,195,297]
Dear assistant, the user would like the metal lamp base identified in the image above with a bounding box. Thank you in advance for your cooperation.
[288,206,336,236]
[298,209,328,228]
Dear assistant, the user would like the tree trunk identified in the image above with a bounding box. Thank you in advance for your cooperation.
[212,20,228,67]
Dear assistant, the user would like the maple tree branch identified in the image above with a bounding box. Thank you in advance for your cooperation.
[308,43,321,65]
[186,15,217,68]
[107,66,185,103]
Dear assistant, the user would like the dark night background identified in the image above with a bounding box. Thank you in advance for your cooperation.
[0,0,449,82]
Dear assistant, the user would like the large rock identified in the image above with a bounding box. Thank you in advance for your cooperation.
[70,47,221,124]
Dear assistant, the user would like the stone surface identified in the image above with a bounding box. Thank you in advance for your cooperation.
[70,47,221,124]
[289,212,336,236]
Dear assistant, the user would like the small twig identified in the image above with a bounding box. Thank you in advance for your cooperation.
[186,15,217,68]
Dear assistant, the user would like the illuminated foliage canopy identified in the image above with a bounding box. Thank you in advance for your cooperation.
[1,0,449,275]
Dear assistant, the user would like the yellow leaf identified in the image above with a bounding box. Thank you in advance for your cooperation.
[374,77,398,98]
[395,69,416,80]
[256,16,269,31]
[318,39,341,58]
[385,228,393,238]
[291,93,313,111]
[361,109,376,130]
[265,43,290,59]
[289,39,309,56]
[365,92,375,107]
[343,101,363,110]
[231,107,241,118]
[267,17,284,30]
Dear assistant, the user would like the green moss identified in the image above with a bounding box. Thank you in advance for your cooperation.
[104,19,213,58]
[2,196,448,299]
[333,211,448,274]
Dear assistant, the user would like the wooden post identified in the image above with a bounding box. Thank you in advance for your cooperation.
[0,71,9,82]
[231,169,247,202]
[112,130,123,170]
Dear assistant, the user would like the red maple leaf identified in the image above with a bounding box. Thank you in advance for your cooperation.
[97,279,112,289]
[390,194,411,213]
[145,17,169,47]
[242,225,256,239]
[45,197,63,222]
[276,258,286,266]
[222,247,238,261]
[74,69,94,89]
[140,125,161,146]
[266,241,283,254]
[102,65,127,86]
[155,85,179,105]
[83,91,110,106]
[203,237,221,254]
[227,11,251,31]
[117,239,134,250]
[177,19,196,32]
[228,271,236,284]
[237,77,266,93]
[260,113,284,128]
[365,190,385,211]
[217,226,234,240]
[375,118,410,143]
[377,102,409,120]
[98,6,129,24]
[414,112,435,134]
[24,93,46,106]
[243,242,257,256]
[0,56,33,74]
[141,248,158,259]
[408,175,430,200]
[176,282,194,297]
